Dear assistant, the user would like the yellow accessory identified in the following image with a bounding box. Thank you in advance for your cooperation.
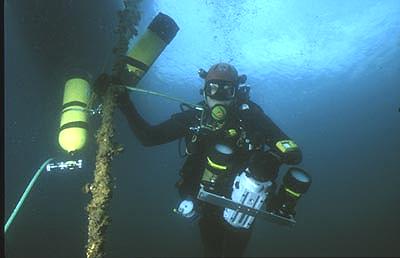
[227,128,237,137]
[276,140,298,153]
[285,187,301,198]
[207,157,227,170]
[125,13,179,84]
[211,105,227,121]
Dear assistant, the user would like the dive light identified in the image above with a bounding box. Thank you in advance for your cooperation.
[273,167,312,217]
[200,143,235,192]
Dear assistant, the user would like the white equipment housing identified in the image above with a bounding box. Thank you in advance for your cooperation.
[223,170,273,229]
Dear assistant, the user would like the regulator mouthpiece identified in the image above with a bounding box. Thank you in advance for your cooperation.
[211,104,227,121]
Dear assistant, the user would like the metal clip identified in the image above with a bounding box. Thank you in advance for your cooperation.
[89,104,103,115]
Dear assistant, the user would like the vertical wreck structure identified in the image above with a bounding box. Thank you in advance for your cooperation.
[85,1,141,257]
[84,0,179,256]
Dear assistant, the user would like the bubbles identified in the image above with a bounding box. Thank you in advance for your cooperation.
[151,0,400,84]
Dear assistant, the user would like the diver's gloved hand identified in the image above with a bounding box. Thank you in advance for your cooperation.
[93,73,132,107]
[175,173,200,199]
[173,197,199,221]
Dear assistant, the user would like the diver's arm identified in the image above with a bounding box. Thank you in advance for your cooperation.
[250,102,302,165]
[118,89,193,146]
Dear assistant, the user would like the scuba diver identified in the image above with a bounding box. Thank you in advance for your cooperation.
[94,62,311,257]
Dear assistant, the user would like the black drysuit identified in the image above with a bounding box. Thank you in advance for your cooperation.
[118,90,302,257]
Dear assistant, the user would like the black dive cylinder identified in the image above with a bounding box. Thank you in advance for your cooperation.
[273,167,312,216]
[200,143,235,192]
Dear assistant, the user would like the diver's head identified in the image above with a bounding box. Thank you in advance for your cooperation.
[199,63,247,117]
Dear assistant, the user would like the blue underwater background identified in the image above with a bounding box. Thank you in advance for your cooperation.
[4,0,400,257]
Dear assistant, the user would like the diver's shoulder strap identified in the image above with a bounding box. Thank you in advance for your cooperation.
[236,100,263,120]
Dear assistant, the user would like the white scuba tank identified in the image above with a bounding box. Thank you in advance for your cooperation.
[223,169,273,229]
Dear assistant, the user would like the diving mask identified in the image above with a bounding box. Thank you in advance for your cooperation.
[204,80,236,101]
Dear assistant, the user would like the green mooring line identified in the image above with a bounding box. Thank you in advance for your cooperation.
[4,158,54,233]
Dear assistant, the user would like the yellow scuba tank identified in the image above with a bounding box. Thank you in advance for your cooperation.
[57,14,179,153]
[58,77,91,154]
[123,12,179,84]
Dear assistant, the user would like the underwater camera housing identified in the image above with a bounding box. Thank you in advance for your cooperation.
[197,166,312,227]
[223,169,275,229]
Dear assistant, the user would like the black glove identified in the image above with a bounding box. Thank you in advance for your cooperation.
[175,175,199,199]
[93,73,132,108]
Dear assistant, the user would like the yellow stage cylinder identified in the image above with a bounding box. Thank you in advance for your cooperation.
[58,77,91,153]
[124,12,179,84]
